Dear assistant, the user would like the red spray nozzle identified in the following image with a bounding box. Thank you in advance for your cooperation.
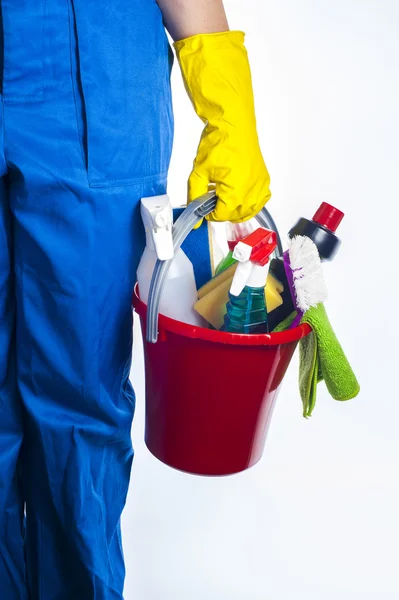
[312,202,344,233]
[233,228,277,266]
[231,228,277,296]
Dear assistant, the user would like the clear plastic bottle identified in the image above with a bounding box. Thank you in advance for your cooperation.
[222,286,268,334]
[137,195,205,326]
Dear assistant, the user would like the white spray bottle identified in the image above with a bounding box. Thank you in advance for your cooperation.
[137,195,205,326]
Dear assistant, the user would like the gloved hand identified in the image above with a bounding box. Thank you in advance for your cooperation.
[174,30,271,223]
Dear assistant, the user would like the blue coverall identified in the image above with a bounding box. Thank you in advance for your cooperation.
[0,0,173,597]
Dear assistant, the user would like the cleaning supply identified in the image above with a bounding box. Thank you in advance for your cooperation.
[195,263,284,329]
[268,202,344,330]
[285,235,328,328]
[137,195,205,326]
[174,31,271,223]
[215,220,257,275]
[288,202,344,261]
[222,228,277,334]
[274,305,360,417]
[133,286,312,476]
[173,207,215,288]
[209,222,229,272]
[198,263,238,299]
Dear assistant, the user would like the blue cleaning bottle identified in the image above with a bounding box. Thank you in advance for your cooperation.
[222,228,277,334]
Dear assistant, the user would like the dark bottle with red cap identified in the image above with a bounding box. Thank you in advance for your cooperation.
[288,202,344,261]
[268,202,344,330]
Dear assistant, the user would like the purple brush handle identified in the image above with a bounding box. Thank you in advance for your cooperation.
[283,250,303,329]
[290,311,303,329]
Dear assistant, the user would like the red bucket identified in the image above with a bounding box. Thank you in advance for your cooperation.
[133,285,311,476]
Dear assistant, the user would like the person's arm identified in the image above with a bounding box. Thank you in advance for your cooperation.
[157,0,271,223]
[156,0,229,41]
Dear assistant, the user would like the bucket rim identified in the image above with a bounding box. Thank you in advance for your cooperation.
[132,285,311,346]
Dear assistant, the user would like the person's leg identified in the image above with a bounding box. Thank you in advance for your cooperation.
[2,0,172,595]
[0,10,28,596]
[0,174,28,596]
[6,103,165,598]
[5,75,169,593]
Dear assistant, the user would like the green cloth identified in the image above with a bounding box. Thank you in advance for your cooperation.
[274,304,360,418]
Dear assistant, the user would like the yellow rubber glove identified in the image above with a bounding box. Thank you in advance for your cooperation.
[174,31,271,223]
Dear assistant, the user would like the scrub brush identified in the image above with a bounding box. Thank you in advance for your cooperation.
[284,235,328,328]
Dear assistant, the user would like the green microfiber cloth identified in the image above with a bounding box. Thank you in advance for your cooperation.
[274,303,360,417]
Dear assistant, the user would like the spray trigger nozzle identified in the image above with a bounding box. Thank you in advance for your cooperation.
[230,228,277,296]
[233,228,277,265]
[140,195,174,261]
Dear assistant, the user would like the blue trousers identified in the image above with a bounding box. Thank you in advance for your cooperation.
[0,0,173,597]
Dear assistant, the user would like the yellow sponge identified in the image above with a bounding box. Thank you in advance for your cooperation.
[195,270,284,330]
[197,263,237,299]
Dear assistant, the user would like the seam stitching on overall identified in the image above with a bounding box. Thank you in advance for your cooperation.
[0,96,7,172]
[67,0,89,179]
[89,171,169,188]
[3,96,44,105]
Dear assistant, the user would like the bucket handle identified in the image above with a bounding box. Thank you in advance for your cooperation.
[146,192,284,343]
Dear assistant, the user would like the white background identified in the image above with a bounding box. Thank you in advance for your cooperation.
[124,1,399,598]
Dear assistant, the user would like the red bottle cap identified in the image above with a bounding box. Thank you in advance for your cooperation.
[312,202,344,233]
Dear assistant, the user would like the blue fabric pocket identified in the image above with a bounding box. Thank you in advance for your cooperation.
[69,0,174,188]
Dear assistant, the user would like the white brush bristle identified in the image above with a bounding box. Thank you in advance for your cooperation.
[288,236,328,312]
